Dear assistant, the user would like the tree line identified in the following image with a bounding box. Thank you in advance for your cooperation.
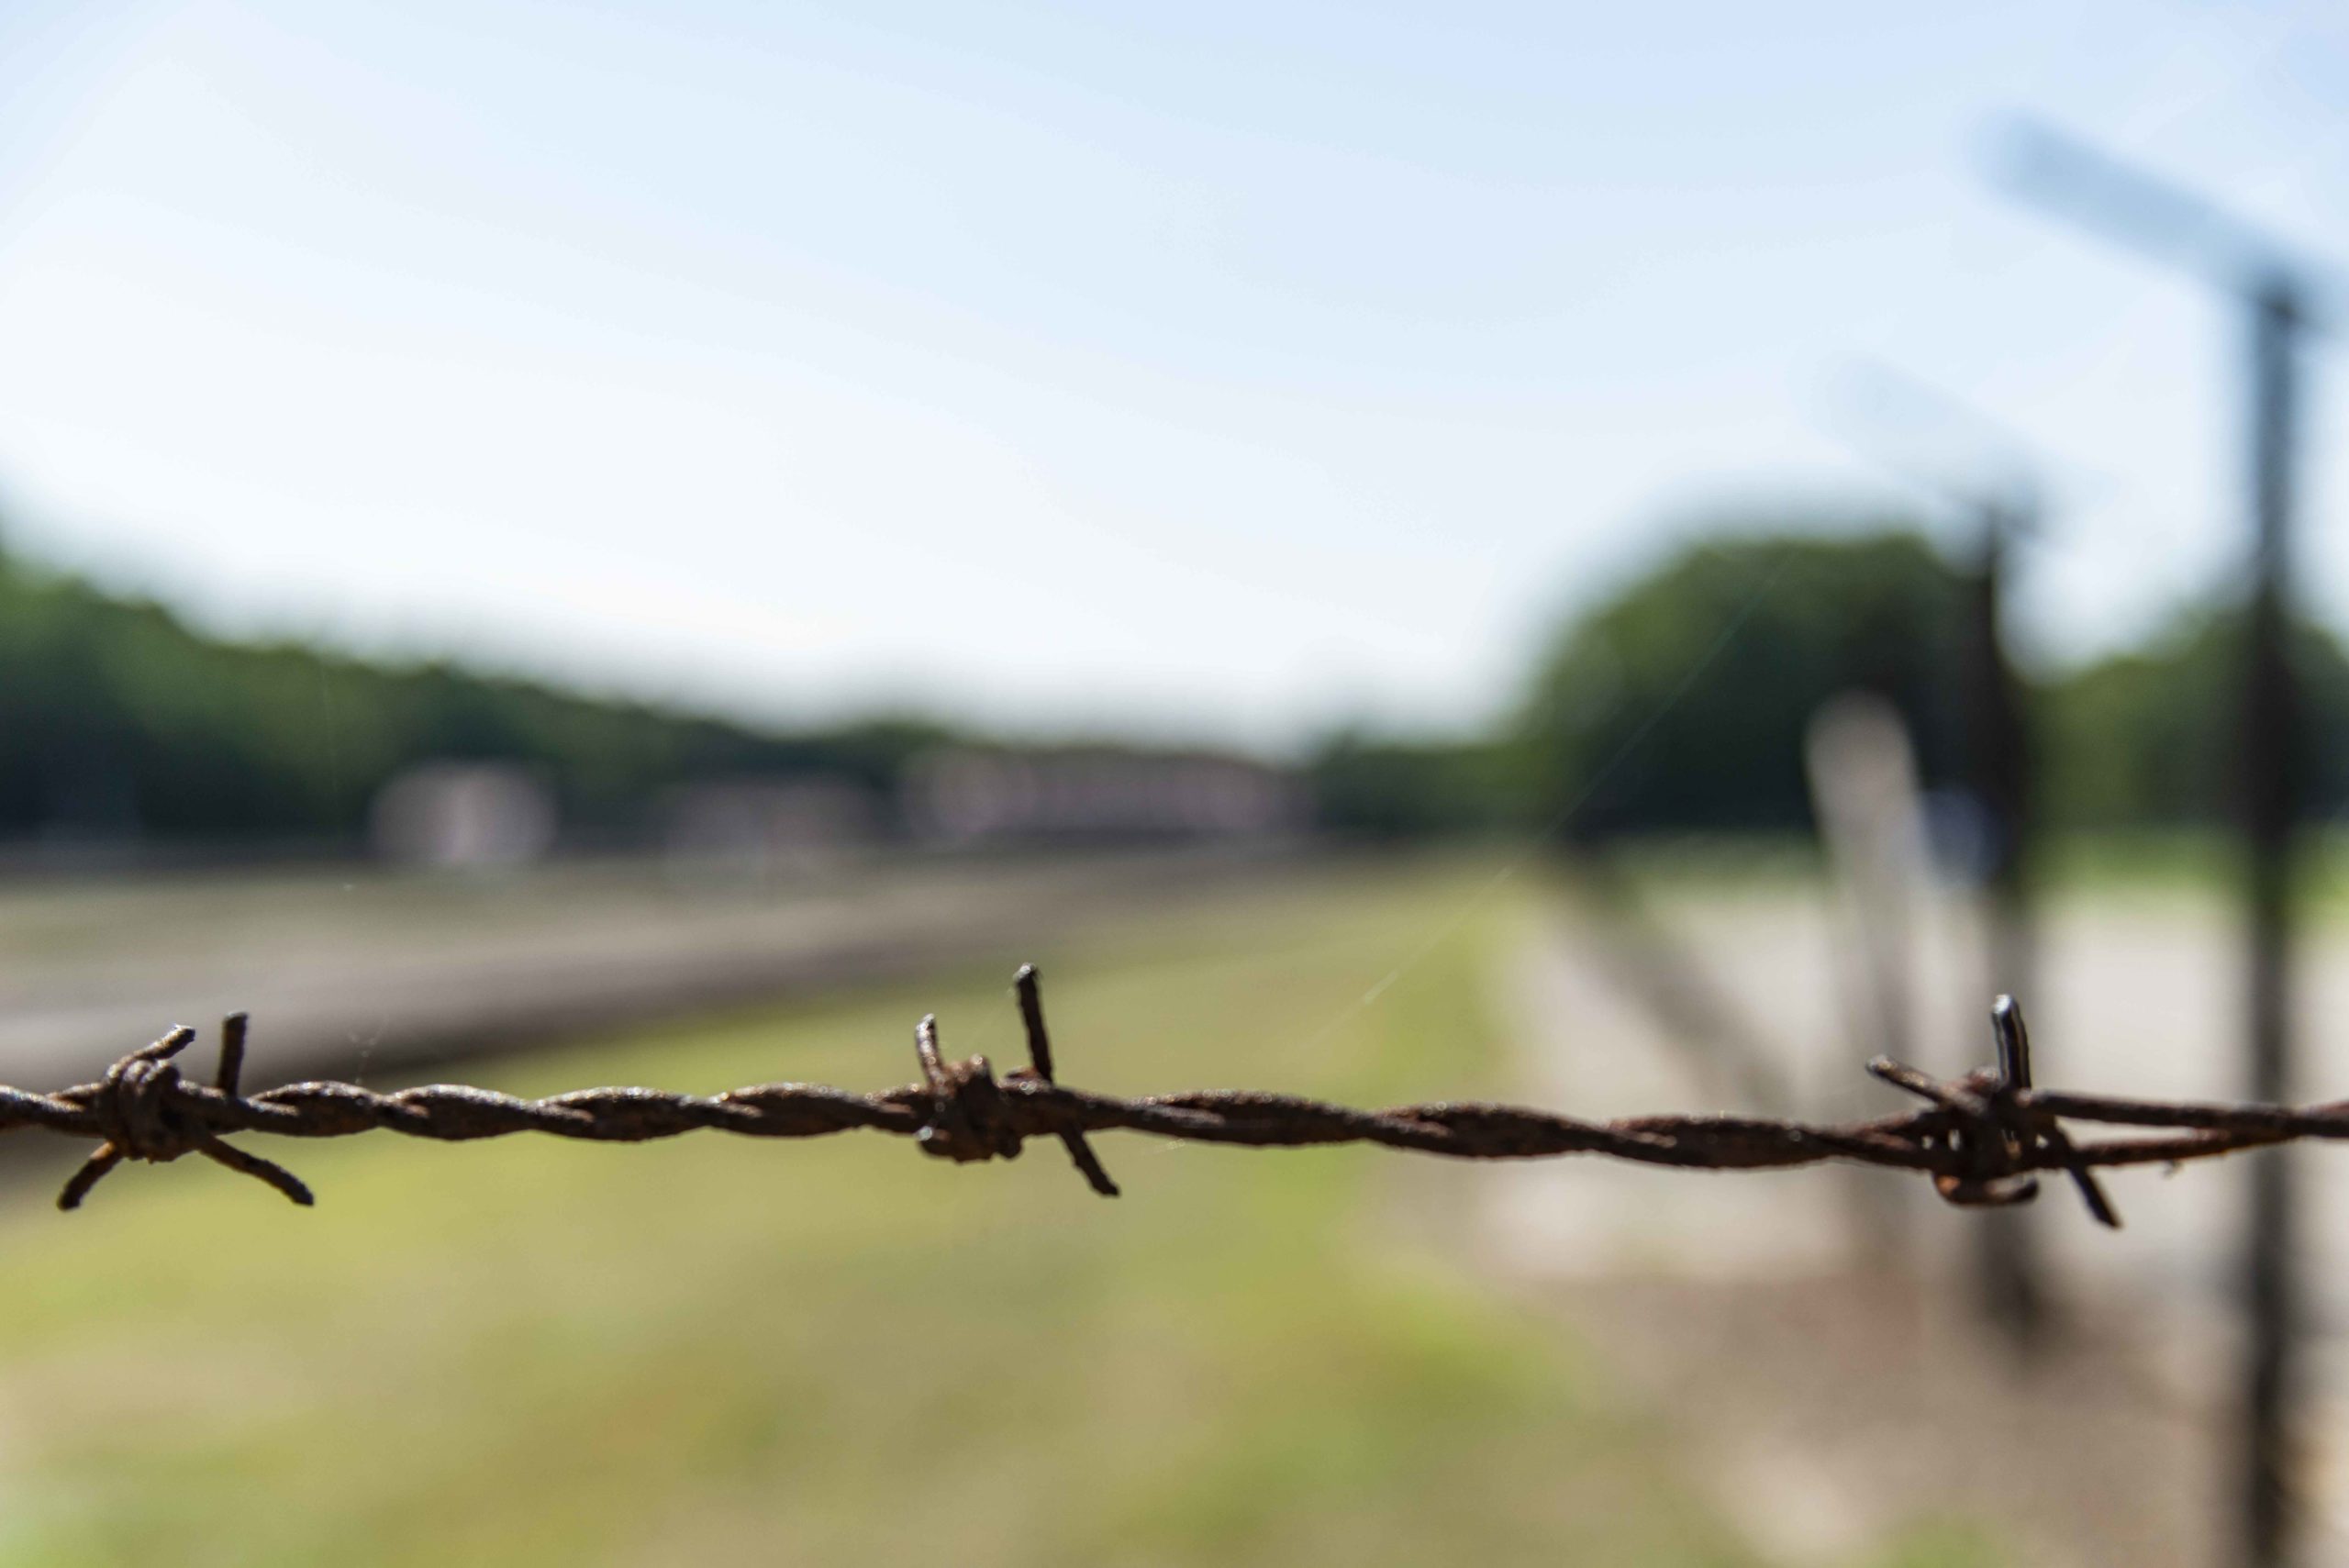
[4,526,2333,851]
[0,547,948,849]
[1312,525,2349,840]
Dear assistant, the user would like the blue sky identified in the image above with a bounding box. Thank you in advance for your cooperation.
[1,0,2344,749]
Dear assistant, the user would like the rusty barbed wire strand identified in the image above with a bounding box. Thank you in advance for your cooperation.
[7,972,2343,1226]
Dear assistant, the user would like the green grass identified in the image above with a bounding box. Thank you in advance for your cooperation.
[0,864,1784,1568]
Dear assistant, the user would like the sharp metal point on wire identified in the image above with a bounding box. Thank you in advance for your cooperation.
[1992,994,2032,1092]
[1992,995,2120,1230]
[1011,965,1119,1196]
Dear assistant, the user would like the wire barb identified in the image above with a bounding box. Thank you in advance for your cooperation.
[909,1015,1023,1167]
[58,1017,312,1212]
[1866,997,2119,1228]
[2,980,2335,1218]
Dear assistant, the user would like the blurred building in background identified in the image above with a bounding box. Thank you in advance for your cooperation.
[658,776,880,883]
[369,762,558,871]
[903,746,1306,848]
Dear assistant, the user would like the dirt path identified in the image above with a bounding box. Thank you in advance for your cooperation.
[1475,878,2349,1564]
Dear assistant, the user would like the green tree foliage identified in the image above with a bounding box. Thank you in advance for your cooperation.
[0,549,952,845]
[1305,731,1527,839]
[1518,530,1968,836]
[18,523,2349,851]
[2040,609,2349,828]
[1509,523,2349,840]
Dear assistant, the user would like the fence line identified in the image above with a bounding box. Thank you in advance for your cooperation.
[4,968,2330,1224]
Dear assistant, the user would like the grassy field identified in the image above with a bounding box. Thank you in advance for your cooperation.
[0,862,1981,1566]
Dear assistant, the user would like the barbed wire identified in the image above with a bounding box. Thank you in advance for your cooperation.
[6,967,2338,1226]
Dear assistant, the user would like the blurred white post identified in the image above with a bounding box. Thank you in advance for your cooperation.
[1806,692,1932,1253]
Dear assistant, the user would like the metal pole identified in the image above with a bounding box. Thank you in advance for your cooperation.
[2238,279,2303,1568]
[1987,122,2328,1566]
[1967,498,2044,1351]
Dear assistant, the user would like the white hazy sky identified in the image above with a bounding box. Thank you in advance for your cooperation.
[1,0,2346,750]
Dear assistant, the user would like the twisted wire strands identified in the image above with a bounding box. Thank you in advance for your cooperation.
[7,971,2337,1224]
